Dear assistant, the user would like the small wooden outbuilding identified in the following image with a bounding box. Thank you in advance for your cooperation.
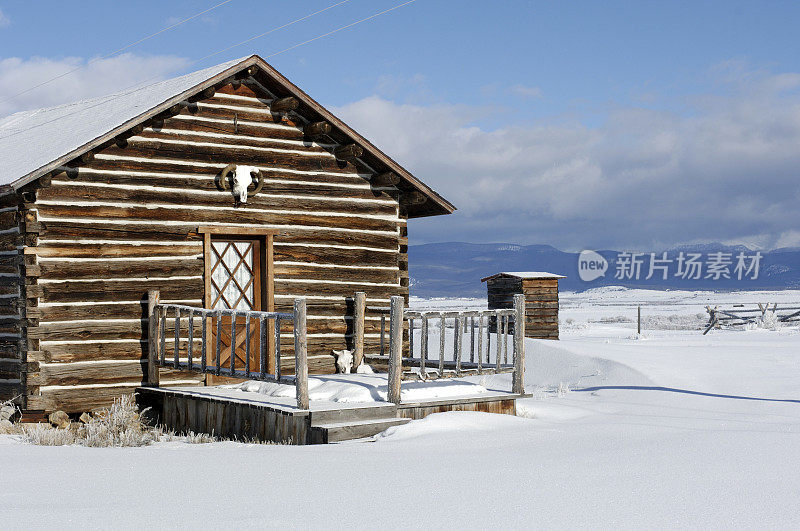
[0,54,455,414]
[482,272,565,339]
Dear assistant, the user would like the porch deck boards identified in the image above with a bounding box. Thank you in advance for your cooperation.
[136,379,526,444]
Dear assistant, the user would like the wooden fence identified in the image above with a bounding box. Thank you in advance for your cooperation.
[371,295,526,404]
[145,290,310,409]
[704,303,800,334]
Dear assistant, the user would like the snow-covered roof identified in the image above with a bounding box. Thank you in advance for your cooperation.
[0,54,455,217]
[481,271,566,282]
[0,57,246,188]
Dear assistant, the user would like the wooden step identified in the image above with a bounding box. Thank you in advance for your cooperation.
[311,416,410,443]
[309,403,398,427]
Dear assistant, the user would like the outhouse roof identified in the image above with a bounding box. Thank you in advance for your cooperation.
[481,271,566,282]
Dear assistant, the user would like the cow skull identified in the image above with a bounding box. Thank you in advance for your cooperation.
[216,164,265,204]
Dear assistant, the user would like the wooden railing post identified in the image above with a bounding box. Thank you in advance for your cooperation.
[387,295,404,404]
[353,291,366,370]
[512,294,525,395]
[146,290,160,387]
[293,298,309,409]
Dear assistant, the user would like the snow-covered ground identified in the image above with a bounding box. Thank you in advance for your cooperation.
[2,287,799,529]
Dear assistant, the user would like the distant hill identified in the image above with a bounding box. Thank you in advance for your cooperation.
[408,242,800,297]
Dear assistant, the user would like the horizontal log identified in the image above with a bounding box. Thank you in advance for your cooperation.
[524,301,559,309]
[37,203,398,233]
[0,283,20,297]
[0,256,19,275]
[165,114,303,141]
[521,287,560,296]
[0,211,17,227]
[491,294,559,304]
[29,299,389,322]
[273,264,398,284]
[26,380,201,413]
[39,335,388,364]
[0,232,21,248]
[0,381,21,400]
[32,242,203,258]
[87,149,356,177]
[39,187,398,218]
[28,361,197,387]
[39,257,201,280]
[0,191,21,209]
[55,172,388,199]
[272,246,399,267]
[33,241,400,267]
[139,128,328,155]
[525,308,558,318]
[28,302,148,322]
[522,279,560,288]
[41,277,204,303]
[104,139,353,173]
[38,341,149,363]
[273,280,400,298]
[38,221,399,250]
[30,317,388,342]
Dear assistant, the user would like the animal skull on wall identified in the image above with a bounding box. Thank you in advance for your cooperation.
[216,164,265,204]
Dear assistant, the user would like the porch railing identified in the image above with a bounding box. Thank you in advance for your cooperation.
[145,290,310,409]
[377,295,526,404]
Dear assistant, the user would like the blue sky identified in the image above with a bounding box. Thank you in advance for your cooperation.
[2,1,800,250]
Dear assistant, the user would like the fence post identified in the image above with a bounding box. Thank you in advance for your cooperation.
[637,306,641,335]
[353,291,366,370]
[512,294,525,395]
[146,290,160,387]
[293,298,309,409]
[387,295,404,404]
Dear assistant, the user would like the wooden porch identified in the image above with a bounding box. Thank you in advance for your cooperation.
[136,382,525,444]
[138,292,530,444]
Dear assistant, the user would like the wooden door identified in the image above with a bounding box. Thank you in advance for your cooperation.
[209,238,262,372]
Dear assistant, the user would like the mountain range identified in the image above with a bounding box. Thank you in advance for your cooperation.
[408,242,800,297]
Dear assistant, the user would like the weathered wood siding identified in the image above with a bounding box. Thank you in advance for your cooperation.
[0,191,24,403]
[23,81,407,412]
[487,277,559,339]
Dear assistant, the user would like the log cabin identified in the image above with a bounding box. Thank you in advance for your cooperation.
[0,54,454,414]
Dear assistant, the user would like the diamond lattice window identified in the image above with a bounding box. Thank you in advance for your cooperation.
[210,241,255,310]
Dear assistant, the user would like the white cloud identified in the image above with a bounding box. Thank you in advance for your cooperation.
[334,67,800,250]
[0,8,9,28]
[509,83,543,99]
[0,53,190,117]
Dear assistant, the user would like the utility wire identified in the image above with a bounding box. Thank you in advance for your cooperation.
[265,0,419,59]
[0,0,422,141]
[194,0,352,64]
[0,0,236,106]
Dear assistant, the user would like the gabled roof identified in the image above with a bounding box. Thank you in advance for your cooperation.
[0,54,454,218]
[481,271,566,282]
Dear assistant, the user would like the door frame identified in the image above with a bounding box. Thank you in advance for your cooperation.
[197,225,276,373]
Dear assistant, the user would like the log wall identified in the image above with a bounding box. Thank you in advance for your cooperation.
[0,190,24,404]
[486,277,560,339]
[22,81,408,413]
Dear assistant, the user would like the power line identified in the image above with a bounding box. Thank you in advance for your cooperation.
[0,0,236,106]
[194,0,352,64]
[0,0,422,141]
[265,0,420,59]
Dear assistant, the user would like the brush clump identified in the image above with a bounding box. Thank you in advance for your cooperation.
[1,395,216,447]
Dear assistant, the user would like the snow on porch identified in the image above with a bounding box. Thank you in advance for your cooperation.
[217,372,504,407]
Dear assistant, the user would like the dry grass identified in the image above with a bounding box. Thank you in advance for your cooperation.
[2,395,217,447]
